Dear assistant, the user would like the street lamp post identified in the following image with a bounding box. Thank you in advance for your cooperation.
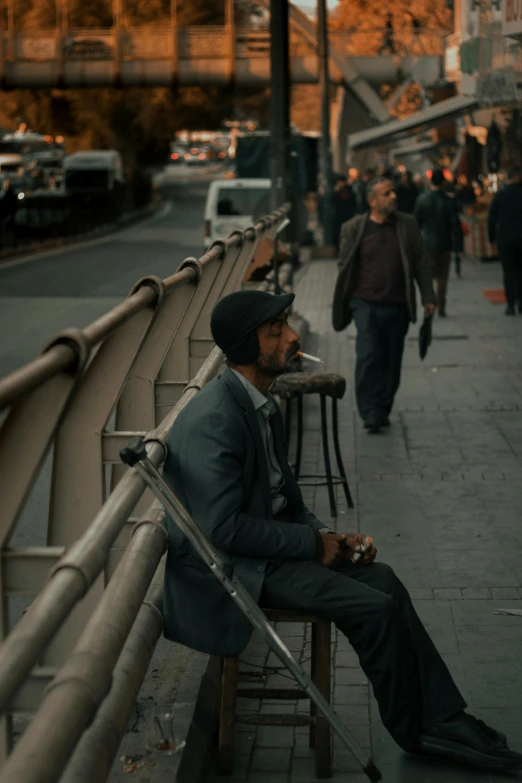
[317,0,334,246]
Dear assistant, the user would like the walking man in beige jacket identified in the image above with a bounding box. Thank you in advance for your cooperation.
[332,176,436,432]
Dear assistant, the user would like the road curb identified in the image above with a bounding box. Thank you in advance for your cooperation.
[0,196,164,266]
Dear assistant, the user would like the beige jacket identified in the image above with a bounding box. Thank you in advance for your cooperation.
[332,212,436,331]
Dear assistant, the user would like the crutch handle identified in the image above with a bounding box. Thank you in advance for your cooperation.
[120,437,148,467]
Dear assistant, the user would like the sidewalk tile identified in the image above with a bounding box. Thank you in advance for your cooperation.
[462,587,492,599]
[250,748,292,772]
[491,587,521,599]
[433,588,463,600]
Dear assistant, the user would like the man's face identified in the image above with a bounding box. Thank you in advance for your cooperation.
[256,312,300,377]
[368,179,397,216]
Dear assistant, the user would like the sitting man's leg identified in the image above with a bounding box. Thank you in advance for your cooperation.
[262,559,434,751]
[262,559,522,769]
[337,559,465,732]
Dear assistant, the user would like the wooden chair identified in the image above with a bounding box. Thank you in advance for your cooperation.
[218,609,332,778]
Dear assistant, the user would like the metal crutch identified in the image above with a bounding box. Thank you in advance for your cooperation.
[120,437,382,782]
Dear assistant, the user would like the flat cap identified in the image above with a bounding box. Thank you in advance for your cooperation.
[211,290,294,364]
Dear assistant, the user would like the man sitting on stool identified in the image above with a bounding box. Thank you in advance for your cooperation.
[162,289,521,773]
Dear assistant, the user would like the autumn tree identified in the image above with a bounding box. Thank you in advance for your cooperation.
[291,0,452,132]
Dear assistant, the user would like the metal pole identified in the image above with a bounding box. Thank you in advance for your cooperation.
[59,578,164,783]
[317,0,334,246]
[225,0,236,85]
[0,511,168,783]
[6,0,13,31]
[269,0,291,213]
[170,0,178,83]
[113,0,122,84]
[6,0,14,61]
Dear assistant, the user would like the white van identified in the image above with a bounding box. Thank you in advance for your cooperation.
[204,178,270,248]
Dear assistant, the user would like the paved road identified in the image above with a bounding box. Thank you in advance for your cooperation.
[0,181,208,558]
[0,183,208,380]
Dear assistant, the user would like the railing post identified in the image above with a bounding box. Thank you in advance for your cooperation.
[225,0,236,85]
[45,291,161,662]
[6,0,14,63]
[170,0,178,84]
[113,0,122,85]
[56,0,67,86]
[0,19,4,86]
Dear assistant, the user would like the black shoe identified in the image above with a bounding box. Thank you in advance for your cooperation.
[363,417,381,434]
[505,306,515,316]
[414,712,521,771]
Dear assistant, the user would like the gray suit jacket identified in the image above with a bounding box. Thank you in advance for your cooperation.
[332,212,436,332]
[162,367,326,656]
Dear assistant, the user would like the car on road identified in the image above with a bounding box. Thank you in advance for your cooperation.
[169,145,186,164]
[183,145,213,166]
[204,178,271,248]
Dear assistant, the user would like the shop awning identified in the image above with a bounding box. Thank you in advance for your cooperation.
[347,95,479,151]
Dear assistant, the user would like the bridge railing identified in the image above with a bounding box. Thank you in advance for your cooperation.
[0,203,290,782]
[1,25,450,63]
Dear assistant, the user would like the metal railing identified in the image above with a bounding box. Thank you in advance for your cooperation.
[1,24,450,63]
[0,203,290,781]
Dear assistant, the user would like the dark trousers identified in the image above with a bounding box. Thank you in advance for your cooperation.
[426,250,451,314]
[499,241,522,309]
[350,298,410,422]
[261,559,466,751]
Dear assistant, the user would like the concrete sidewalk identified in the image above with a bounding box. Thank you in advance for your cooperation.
[207,255,522,783]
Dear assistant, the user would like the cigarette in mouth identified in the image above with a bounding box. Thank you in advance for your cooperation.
[297,351,324,364]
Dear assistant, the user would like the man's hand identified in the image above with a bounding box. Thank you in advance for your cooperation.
[319,533,347,568]
[341,533,377,564]
[424,303,436,317]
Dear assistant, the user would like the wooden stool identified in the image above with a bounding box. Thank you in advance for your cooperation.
[272,371,355,517]
[218,609,332,778]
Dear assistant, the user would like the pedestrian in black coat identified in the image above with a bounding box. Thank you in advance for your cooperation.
[332,174,357,254]
[414,169,463,316]
[395,170,419,214]
[488,166,522,315]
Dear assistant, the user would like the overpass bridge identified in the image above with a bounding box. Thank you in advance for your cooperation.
[0,25,447,90]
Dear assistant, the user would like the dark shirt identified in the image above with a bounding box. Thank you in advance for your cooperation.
[351,215,406,304]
